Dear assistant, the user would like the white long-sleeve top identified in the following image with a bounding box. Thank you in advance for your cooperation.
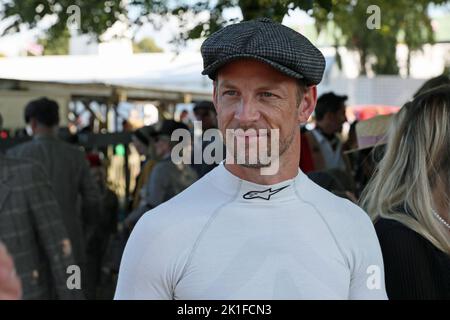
[115,163,387,300]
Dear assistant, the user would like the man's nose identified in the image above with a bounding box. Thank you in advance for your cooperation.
[234,98,260,123]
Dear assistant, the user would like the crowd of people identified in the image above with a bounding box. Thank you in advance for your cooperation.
[0,17,449,300]
[0,96,222,299]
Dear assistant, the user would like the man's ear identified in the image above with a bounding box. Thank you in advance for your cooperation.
[30,119,38,132]
[298,85,317,124]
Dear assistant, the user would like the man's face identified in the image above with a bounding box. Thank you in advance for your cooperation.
[194,109,217,130]
[213,59,308,168]
[326,105,347,134]
[154,136,171,158]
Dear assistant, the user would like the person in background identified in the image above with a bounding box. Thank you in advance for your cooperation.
[413,74,450,98]
[304,92,350,172]
[342,120,359,180]
[191,100,222,178]
[141,120,198,207]
[299,125,315,173]
[306,170,358,203]
[129,126,157,211]
[0,243,22,300]
[345,115,392,197]
[85,153,119,299]
[193,100,217,132]
[361,85,450,299]
[179,109,193,129]
[343,120,358,153]
[124,120,198,229]
[1,111,81,300]
[7,97,102,299]
[0,156,82,300]
[121,119,134,133]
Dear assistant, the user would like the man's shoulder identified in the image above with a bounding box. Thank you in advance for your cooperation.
[299,174,374,235]
[44,139,89,166]
[0,155,47,185]
[8,137,83,155]
[151,158,176,174]
[116,172,225,299]
[7,140,34,156]
[153,159,195,172]
[298,175,382,273]
[137,168,228,231]
[129,176,225,259]
[49,138,85,155]
[151,170,223,211]
[1,154,42,172]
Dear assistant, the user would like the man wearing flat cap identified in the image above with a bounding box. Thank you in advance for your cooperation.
[191,100,221,178]
[115,18,387,300]
[124,120,198,229]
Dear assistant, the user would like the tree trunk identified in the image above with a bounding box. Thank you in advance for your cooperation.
[407,47,411,77]
[359,47,367,76]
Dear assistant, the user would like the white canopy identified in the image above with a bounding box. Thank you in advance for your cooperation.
[0,52,213,95]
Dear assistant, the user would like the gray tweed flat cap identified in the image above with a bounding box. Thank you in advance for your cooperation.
[201,18,326,86]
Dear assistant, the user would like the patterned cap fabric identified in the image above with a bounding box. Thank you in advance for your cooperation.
[201,18,326,86]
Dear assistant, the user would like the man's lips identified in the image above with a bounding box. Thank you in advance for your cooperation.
[233,130,270,138]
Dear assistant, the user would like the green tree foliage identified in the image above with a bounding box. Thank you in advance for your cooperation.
[133,37,164,53]
[37,28,70,55]
[0,1,331,40]
[1,0,125,40]
[312,0,447,75]
[1,0,448,75]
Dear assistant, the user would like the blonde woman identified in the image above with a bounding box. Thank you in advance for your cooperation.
[361,85,450,299]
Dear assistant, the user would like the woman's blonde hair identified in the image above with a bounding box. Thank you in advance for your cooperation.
[360,85,450,255]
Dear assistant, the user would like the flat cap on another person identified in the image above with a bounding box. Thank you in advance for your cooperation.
[150,119,189,138]
[201,17,326,85]
[193,100,215,113]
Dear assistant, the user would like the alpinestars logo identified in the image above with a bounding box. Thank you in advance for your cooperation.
[242,185,289,200]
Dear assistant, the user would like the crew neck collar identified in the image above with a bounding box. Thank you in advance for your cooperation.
[208,162,304,202]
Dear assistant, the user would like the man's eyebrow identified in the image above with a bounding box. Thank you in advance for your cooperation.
[255,84,284,91]
[219,80,237,88]
[219,80,285,90]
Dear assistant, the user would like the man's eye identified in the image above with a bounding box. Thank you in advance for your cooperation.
[261,92,275,98]
[223,90,237,96]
